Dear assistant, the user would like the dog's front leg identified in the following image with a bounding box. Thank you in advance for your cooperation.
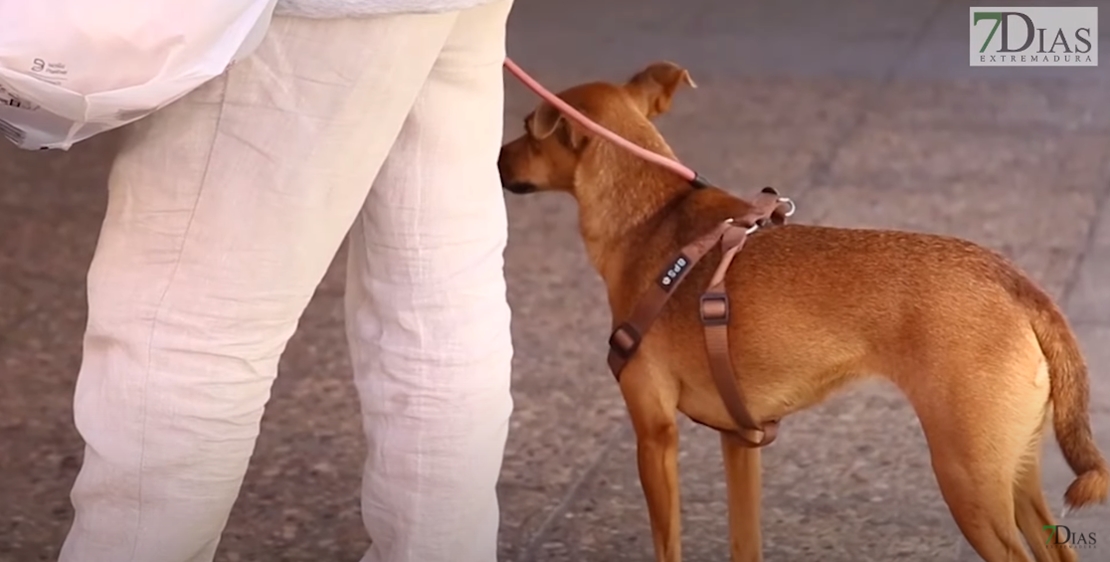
[620,364,682,562]
[721,432,763,562]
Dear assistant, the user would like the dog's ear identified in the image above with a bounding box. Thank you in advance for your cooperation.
[625,61,697,119]
[527,103,586,150]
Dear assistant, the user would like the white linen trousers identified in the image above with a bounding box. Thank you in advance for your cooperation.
[58,2,515,561]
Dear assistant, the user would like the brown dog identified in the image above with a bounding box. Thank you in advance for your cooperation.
[498,61,1110,562]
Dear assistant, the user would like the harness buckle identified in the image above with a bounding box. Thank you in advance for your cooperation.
[608,322,642,358]
[699,293,730,326]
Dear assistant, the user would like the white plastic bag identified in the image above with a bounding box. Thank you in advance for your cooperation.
[0,0,278,150]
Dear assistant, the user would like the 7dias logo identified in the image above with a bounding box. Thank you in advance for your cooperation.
[970,7,1098,66]
[1043,525,1096,549]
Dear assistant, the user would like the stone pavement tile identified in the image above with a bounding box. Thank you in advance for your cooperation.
[1080,156,1110,241]
[0,278,19,329]
[0,275,79,350]
[798,183,1095,300]
[1072,201,1110,322]
[507,74,874,141]
[0,282,89,562]
[1005,246,1084,303]
[898,0,1110,81]
[1073,327,1110,418]
[658,80,874,194]
[668,123,848,197]
[0,131,116,210]
[510,0,941,41]
[1065,245,1110,325]
[0,204,103,284]
[869,79,1110,133]
[505,0,942,80]
[663,77,873,128]
[920,0,1110,41]
[509,32,909,83]
[683,0,942,40]
[527,382,961,562]
[800,182,1098,250]
[900,43,1109,82]
[0,277,34,333]
[824,126,1110,192]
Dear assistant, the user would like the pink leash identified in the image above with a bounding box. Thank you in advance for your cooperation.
[503,57,706,187]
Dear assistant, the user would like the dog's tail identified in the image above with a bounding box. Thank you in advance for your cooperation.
[1017,275,1109,509]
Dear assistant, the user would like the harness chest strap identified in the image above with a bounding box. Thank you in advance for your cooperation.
[606,188,788,448]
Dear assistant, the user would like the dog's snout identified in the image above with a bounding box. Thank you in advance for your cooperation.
[504,182,537,195]
[497,145,514,187]
[498,143,538,195]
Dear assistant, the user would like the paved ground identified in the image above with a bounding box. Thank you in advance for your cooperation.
[2,1,1110,561]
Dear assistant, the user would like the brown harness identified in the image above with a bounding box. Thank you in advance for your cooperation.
[606,187,793,448]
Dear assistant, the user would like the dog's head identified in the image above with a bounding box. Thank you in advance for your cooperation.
[498,61,697,197]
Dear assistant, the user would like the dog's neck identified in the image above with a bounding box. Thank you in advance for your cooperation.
[572,134,692,280]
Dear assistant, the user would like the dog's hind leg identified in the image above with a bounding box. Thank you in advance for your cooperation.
[1014,430,1079,562]
[891,320,1060,562]
[930,454,1032,562]
[619,360,684,562]
[925,431,1033,562]
[721,432,763,562]
[905,361,1046,562]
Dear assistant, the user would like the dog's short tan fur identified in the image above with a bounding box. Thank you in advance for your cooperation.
[498,61,1110,562]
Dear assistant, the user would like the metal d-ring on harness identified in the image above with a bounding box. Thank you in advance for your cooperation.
[503,58,797,448]
[606,186,796,448]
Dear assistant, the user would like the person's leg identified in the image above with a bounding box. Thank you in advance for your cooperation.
[59,13,463,562]
[343,1,515,561]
